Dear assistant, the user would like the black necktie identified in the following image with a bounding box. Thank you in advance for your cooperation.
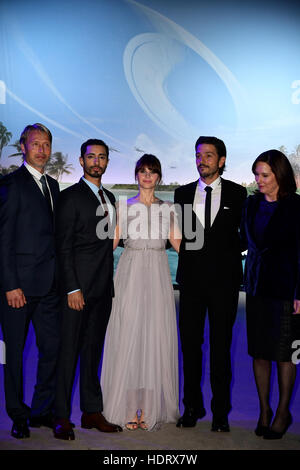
[98,188,109,218]
[204,186,212,230]
[40,175,52,212]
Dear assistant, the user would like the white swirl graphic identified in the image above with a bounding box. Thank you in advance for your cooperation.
[124,0,248,140]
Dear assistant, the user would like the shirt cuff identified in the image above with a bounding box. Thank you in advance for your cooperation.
[68,289,80,295]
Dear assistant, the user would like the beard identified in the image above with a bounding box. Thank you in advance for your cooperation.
[197,164,219,179]
[85,165,106,178]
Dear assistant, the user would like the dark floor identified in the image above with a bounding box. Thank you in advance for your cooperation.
[0,292,299,452]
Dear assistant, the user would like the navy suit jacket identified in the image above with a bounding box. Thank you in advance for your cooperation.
[0,165,60,296]
[174,177,247,290]
[55,179,116,300]
[241,192,300,301]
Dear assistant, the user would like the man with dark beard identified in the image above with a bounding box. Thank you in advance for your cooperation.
[175,136,247,432]
[53,139,122,440]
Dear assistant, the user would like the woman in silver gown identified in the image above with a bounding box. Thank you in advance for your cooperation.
[101,154,181,431]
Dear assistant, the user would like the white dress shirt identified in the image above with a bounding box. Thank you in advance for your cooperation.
[24,161,53,210]
[193,176,222,228]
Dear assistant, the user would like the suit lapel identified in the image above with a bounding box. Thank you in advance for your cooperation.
[78,178,100,205]
[186,181,198,205]
[187,181,198,231]
[103,186,116,208]
[47,176,59,208]
[246,196,257,244]
[207,177,227,230]
[219,178,227,209]
[245,194,281,250]
[19,165,50,212]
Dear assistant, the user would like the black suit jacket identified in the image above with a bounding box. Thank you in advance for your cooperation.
[174,178,247,290]
[0,165,60,296]
[55,179,116,300]
[241,192,300,301]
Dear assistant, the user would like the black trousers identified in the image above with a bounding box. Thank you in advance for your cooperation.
[179,284,239,419]
[0,289,60,422]
[54,294,112,419]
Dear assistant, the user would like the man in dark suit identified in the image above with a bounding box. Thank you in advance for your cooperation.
[175,136,247,432]
[0,123,60,438]
[53,139,122,440]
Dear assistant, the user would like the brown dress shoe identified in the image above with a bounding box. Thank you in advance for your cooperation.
[81,412,123,433]
[53,418,75,440]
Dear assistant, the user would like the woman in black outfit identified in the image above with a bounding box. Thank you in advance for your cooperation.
[241,149,300,439]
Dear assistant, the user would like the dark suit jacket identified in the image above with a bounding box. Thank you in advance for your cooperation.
[241,192,300,301]
[55,179,116,300]
[0,165,60,296]
[174,178,247,290]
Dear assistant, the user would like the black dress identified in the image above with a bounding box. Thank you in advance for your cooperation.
[243,197,300,362]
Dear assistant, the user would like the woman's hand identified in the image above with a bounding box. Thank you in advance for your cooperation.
[293,299,300,314]
[113,224,120,250]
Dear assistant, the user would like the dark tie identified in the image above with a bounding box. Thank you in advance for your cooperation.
[98,188,109,218]
[40,175,52,212]
[204,186,212,230]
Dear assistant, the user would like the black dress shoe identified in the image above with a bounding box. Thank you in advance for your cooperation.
[53,418,75,441]
[11,421,30,439]
[176,407,206,427]
[255,408,273,437]
[263,412,292,440]
[211,416,230,432]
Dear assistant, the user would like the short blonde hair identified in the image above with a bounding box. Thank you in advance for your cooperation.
[20,123,52,146]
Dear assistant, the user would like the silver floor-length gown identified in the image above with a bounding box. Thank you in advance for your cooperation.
[101,200,179,431]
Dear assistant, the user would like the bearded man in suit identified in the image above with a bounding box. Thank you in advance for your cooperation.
[53,139,122,440]
[0,123,60,438]
[175,136,247,432]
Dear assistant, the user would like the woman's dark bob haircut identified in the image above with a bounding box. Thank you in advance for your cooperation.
[252,149,296,199]
[135,154,162,184]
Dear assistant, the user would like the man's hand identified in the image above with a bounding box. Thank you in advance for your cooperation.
[68,291,85,311]
[6,289,27,309]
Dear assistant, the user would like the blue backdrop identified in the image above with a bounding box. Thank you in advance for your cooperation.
[1,0,300,184]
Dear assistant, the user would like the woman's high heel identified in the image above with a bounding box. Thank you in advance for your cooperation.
[263,412,292,440]
[255,408,273,436]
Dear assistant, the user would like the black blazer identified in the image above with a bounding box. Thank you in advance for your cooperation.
[0,165,60,296]
[241,192,300,301]
[55,179,116,300]
[174,178,247,290]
